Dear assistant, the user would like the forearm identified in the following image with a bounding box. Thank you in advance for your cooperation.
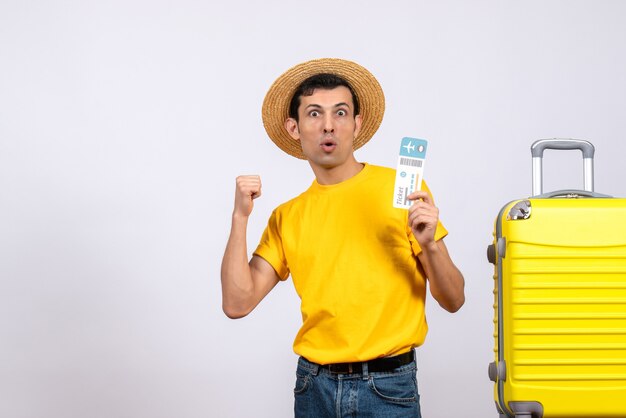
[419,241,465,313]
[221,214,255,318]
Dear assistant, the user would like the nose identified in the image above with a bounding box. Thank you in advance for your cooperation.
[323,114,334,133]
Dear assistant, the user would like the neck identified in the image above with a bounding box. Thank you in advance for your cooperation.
[310,158,364,185]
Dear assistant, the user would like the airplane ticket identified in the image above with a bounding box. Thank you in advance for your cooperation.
[393,137,427,209]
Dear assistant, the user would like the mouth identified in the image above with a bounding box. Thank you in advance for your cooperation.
[320,139,337,153]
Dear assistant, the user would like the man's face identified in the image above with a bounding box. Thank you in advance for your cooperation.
[285,86,362,170]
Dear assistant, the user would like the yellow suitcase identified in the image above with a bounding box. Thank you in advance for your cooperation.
[488,139,626,418]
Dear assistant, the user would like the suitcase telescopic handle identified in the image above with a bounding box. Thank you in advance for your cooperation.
[530,138,595,196]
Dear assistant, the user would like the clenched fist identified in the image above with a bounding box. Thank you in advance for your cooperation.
[233,175,262,218]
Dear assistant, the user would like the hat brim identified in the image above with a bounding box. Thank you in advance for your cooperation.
[262,58,385,159]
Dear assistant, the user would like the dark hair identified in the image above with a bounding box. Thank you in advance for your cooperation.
[288,73,360,121]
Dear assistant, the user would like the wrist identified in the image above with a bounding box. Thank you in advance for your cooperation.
[232,211,250,224]
[420,240,439,254]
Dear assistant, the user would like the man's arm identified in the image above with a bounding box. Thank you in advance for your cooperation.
[407,190,465,313]
[220,175,281,319]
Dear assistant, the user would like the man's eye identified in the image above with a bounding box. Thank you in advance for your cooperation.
[337,110,347,116]
[310,111,320,117]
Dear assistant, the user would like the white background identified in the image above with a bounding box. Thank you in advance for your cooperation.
[2,1,626,417]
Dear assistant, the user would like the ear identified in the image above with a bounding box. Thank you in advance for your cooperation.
[353,114,363,138]
[284,118,300,140]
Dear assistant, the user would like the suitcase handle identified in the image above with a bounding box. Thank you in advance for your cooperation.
[530,138,595,196]
[536,189,611,198]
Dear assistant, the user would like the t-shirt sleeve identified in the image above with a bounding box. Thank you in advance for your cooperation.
[253,210,290,281]
[407,180,449,255]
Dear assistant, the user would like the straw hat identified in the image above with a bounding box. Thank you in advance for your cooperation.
[262,58,385,159]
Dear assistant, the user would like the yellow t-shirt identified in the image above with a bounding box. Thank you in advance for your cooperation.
[254,163,448,364]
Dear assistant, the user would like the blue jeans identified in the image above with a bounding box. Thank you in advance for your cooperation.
[294,353,422,418]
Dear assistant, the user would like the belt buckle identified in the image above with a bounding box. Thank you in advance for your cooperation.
[328,362,356,374]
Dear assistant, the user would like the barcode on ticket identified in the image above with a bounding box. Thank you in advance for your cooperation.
[399,158,423,168]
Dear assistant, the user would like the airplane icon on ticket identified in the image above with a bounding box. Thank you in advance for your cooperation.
[399,137,427,158]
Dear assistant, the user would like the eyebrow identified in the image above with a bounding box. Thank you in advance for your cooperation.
[304,102,351,110]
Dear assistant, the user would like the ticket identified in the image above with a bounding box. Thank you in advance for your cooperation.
[393,137,427,209]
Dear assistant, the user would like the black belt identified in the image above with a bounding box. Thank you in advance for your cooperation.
[322,350,414,374]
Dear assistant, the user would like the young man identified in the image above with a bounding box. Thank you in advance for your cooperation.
[221,58,465,417]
